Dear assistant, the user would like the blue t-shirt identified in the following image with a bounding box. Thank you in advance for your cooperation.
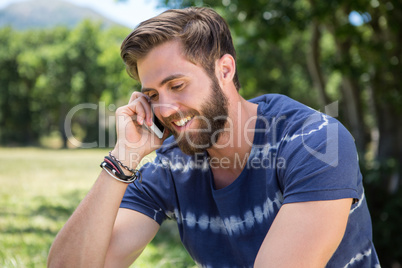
[121,94,380,268]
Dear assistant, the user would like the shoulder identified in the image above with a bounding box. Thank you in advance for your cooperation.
[249,94,321,127]
[249,93,309,113]
[248,94,347,149]
[250,94,353,142]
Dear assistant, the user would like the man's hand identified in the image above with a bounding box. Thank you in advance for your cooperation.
[112,92,168,168]
[47,92,168,267]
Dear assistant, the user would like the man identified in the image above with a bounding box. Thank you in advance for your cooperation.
[48,7,380,268]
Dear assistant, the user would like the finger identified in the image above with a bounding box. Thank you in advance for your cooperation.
[115,106,137,138]
[129,91,150,104]
[124,98,150,126]
[133,97,152,125]
[116,102,144,126]
[128,93,152,125]
[128,91,142,103]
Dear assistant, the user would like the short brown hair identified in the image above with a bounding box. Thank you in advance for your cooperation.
[120,7,241,90]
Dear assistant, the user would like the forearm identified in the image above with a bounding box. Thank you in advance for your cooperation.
[48,90,164,267]
[47,170,129,267]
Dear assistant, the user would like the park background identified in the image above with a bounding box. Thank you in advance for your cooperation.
[0,0,401,267]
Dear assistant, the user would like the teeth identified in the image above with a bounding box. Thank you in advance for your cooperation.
[174,116,192,127]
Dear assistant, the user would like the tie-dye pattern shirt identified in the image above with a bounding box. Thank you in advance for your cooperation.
[121,94,380,268]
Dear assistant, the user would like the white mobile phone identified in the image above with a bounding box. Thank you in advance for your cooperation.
[145,112,165,139]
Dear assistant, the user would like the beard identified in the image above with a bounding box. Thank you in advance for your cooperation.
[162,76,229,155]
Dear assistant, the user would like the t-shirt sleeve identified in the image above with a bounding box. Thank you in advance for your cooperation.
[120,155,175,225]
[277,112,360,204]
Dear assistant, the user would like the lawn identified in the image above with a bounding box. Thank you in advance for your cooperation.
[0,147,196,268]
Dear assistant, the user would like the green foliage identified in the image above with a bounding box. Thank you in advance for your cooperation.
[0,21,137,148]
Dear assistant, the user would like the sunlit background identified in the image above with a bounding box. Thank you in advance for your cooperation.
[0,0,166,28]
[0,0,401,267]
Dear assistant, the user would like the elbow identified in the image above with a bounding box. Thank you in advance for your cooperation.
[47,242,84,268]
[47,249,61,268]
[47,258,61,268]
[47,243,57,268]
[47,244,68,268]
[104,243,143,268]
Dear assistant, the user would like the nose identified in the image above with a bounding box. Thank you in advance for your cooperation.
[153,94,180,119]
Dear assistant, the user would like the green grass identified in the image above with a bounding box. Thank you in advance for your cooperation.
[0,148,195,268]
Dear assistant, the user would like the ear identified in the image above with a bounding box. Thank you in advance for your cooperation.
[216,54,236,86]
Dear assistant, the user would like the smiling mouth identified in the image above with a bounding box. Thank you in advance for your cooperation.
[172,116,194,127]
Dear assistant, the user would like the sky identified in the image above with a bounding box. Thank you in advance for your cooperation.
[0,0,168,28]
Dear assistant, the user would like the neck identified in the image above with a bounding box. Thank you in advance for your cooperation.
[207,95,258,189]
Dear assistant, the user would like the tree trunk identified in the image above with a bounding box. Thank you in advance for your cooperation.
[372,69,401,193]
[306,21,331,108]
[325,19,367,153]
[339,75,366,153]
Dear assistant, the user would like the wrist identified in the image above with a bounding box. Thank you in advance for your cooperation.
[101,154,142,184]
[111,144,144,171]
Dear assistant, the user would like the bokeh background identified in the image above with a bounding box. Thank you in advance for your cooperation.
[0,0,401,267]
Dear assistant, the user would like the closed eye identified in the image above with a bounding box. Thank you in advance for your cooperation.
[149,93,158,100]
[171,84,183,91]
[145,91,158,101]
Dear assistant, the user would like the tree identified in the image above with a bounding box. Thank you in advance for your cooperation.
[0,21,136,148]
[0,27,62,145]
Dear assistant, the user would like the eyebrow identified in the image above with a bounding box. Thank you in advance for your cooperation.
[141,74,186,93]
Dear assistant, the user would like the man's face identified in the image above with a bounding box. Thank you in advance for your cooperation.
[163,75,228,155]
[138,40,228,155]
